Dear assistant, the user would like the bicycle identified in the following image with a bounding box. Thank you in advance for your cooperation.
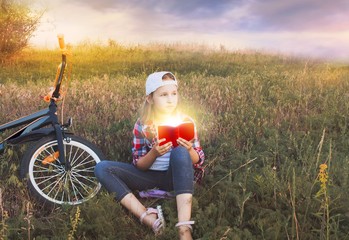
[0,35,104,206]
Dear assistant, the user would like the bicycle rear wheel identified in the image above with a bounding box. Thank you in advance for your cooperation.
[20,135,104,206]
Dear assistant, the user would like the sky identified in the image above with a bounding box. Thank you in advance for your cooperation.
[30,0,349,62]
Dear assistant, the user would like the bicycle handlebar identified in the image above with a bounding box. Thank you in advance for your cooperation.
[57,34,65,50]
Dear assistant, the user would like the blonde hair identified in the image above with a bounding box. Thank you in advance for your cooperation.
[140,73,177,124]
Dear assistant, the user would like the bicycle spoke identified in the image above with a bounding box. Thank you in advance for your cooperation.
[70,146,80,166]
[33,172,61,181]
[33,168,62,174]
[51,181,62,202]
[69,173,84,201]
[32,163,60,171]
[70,148,86,167]
[72,158,95,169]
[70,173,93,194]
[41,146,55,160]
[72,155,89,168]
[43,173,65,194]
[71,171,98,185]
[35,147,62,166]
[34,172,62,185]
[74,166,95,173]
[62,172,71,203]
[32,163,63,175]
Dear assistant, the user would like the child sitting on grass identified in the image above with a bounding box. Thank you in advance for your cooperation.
[94,71,205,240]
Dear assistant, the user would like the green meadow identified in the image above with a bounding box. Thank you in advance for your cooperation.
[1,42,349,239]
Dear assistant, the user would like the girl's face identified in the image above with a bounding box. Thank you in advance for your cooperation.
[150,84,178,117]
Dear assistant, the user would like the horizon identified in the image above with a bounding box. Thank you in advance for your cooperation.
[30,0,349,62]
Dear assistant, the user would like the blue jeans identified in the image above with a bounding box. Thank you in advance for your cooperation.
[94,146,194,201]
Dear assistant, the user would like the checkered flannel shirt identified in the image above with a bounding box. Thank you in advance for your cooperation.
[132,117,205,183]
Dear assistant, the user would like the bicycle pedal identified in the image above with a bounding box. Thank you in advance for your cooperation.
[42,151,59,165]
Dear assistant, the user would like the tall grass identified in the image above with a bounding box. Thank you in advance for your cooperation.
[1,42,349,239]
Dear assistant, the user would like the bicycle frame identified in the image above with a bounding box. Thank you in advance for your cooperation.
[0,36,71,170]
[0,108,53,146]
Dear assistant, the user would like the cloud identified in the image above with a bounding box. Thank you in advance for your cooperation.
[66,0,349,33]
[66,0,248,33]
[30,0,349,61]
[247,0,349,31]
[70,0,239,18]
[66,0,349,32]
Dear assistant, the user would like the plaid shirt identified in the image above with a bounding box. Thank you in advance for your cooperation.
[132,115,205,176]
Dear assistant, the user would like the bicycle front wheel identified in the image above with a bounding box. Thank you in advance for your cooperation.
[20,135,104,206]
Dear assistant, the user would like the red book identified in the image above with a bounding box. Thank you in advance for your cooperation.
[158,122,195,147]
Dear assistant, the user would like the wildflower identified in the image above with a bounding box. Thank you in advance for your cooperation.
[319,164,327,171]
[318,163,328,192]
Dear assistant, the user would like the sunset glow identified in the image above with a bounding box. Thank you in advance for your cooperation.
[30,0,349,62]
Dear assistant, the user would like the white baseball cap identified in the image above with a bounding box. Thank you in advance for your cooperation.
[145,71,178,96]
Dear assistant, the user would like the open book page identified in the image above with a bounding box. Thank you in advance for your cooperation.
[158,121,194,147]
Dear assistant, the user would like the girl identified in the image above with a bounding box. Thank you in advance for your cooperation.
[94,71,205,240]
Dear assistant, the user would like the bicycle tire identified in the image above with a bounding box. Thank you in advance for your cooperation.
[20,135,105,206]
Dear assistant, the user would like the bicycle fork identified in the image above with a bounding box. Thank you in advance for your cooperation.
[49,102,72,171]
[53,123,71,171]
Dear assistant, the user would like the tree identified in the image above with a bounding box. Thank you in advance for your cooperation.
[0,0,42,61]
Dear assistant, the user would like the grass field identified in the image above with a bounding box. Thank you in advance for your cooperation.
[1,42,349,239]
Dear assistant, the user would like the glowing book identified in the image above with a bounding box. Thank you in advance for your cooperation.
[158,122,195,147]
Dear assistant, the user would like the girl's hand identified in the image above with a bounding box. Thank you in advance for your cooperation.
[152,138,172,156]
[177,137,193,151]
